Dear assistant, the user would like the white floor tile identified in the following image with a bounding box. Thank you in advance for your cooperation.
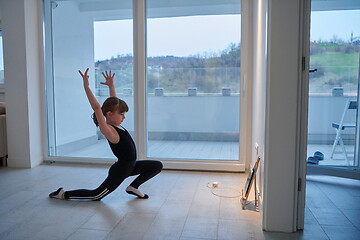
[0,165,358,240]
[67,229,109,240]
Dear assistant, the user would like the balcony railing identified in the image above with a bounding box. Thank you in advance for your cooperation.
[57,66,359,165]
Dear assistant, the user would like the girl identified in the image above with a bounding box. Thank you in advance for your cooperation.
[49,68,163,200]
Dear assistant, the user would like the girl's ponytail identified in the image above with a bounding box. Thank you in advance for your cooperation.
[92,112,99,127]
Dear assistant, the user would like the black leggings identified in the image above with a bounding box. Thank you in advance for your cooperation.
[64,160,163,200]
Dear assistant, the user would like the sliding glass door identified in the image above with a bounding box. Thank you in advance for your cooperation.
[307,2,360,174]
[44,0,242,166]
[146,0,241,161]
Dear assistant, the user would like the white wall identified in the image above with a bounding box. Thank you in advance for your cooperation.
[0,0,43,167]
[251,0,267,229]
[263,0,303,232]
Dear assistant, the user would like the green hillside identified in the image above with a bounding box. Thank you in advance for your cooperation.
[94,41,359,94]
[311,52,359,75]
[309,43,359,94]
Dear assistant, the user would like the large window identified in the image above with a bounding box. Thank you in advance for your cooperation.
[146,0,241,160]
[44,0,242,166]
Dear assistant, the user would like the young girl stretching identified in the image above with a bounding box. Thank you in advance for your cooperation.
[49,68,163,200]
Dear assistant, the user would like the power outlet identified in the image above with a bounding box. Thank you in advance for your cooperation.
[255,142,259,155]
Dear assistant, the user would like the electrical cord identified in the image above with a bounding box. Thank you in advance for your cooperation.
[206,182,242,198]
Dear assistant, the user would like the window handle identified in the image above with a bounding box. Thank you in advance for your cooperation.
[309,68,317,73]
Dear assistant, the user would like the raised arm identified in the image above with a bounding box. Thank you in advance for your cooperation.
[79,68,119,143]
[100,70,116,97]
[79,68,101,111]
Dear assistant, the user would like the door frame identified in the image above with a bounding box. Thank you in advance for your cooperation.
[296,0,311,230]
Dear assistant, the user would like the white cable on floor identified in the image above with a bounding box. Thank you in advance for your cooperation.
[206,182,242,198]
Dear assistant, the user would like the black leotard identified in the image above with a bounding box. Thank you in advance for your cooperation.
[108,126,136,161]
[63,125,162,200]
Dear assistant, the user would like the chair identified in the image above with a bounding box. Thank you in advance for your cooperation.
[330,100,357,165]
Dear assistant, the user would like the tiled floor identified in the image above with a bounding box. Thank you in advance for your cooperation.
[0,164,359,240]
[305,175,360,240]
[307,144,356,166]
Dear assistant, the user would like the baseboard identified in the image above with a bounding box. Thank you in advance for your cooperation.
[161,159,245,172]
[7,157,32,168]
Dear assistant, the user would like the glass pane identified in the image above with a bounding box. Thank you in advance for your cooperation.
[307,7,360,167]
[0,30,4,84]
[146,0,241,160]
[46,0,133,159]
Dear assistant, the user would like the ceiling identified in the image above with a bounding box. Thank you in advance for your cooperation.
[52,0,360,21]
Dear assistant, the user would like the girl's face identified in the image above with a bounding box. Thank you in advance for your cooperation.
[107,111,126,125]
[117,112,126,124]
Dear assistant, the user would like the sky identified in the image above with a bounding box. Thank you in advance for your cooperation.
[94,10,360,61]
[0,10,359,69]
[310,10,360,42]
[94,15,241,60]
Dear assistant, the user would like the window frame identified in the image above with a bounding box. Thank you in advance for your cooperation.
[42,0,247,172]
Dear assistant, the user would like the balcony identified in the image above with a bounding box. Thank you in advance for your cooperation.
[58,93,357,167]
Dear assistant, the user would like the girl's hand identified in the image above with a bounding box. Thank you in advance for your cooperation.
[100,70,115,87]
[79,68,90,87]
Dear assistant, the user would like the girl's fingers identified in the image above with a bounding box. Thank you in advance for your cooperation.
[79,69,90,77]
[101,70,114,79]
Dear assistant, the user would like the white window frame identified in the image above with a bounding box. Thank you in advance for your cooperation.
[43,0,247,172]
